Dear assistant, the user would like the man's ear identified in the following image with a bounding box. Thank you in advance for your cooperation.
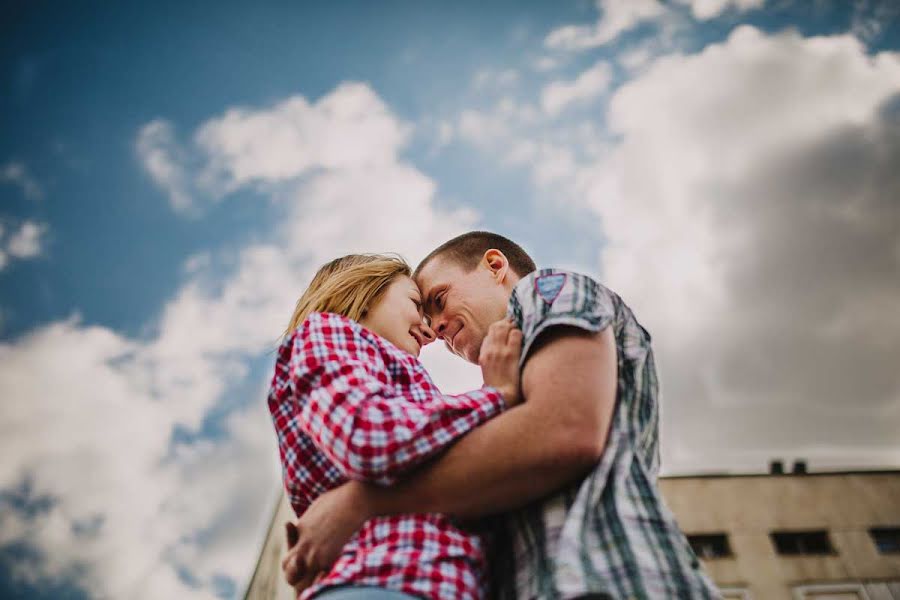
[482,249,509,283]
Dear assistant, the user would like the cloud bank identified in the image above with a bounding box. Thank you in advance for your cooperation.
[3,82,482,599]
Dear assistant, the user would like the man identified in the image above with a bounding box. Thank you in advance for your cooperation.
[283,232,721,599]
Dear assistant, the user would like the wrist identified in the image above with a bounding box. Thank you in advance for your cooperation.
[346,480,378,520]
[497,385,517,408]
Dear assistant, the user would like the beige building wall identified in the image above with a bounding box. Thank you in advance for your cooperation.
[245,492,296,600]
[245,471,900,599]
[660,471,900,600]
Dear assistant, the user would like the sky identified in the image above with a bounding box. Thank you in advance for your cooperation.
[1,0,899,598]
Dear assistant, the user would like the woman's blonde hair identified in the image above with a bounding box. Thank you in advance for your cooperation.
[283,253,412,338]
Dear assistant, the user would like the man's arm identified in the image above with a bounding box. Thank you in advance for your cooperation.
[364,324,617,518]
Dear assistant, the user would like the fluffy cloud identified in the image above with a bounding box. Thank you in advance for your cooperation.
[578,26,900,472]
[545,0,666,50]
[541,61,612,116]
[0,318,218,598]
[674,0,764,21]
[0,161,43,200]
[0,220,48,271]
[3,82,481,599]
[850,0,900,43]
[6,221,46,259]
[195,83,409,192]
[137,83,410,215]
[136,120,194,214]
[472,68,520,90]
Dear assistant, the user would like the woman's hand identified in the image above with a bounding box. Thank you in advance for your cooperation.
[478,318,524,408]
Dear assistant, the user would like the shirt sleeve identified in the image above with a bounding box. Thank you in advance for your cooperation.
[507,269,617,367]
[284,312,506,485]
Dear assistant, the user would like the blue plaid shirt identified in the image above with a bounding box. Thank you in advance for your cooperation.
[501,269,721,600]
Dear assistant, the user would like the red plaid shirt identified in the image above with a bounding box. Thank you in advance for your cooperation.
[267,312,506,600]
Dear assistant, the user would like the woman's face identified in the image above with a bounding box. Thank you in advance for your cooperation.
[360,275,436,356]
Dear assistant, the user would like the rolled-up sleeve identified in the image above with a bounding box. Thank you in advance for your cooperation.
[508,269,617,367]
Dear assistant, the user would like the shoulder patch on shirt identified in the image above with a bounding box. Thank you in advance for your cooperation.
[534,272,567,305]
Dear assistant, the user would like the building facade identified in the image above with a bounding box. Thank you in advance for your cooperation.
[661,470,900,599]
[245,470,900,599]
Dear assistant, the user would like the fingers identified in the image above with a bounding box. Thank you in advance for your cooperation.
[293,570,320,596]
[282,545,306,586]
[482,320,520,355]
[285,521,299,548]
[488,318,513,339]
[283,555,302,586]
[488,319,521,350]
[508,328,523,352]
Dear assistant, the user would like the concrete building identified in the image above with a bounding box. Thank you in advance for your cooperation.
[245,470,900,599]
[661,469,900,600]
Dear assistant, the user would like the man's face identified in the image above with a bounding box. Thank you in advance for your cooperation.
[415,256,512,364]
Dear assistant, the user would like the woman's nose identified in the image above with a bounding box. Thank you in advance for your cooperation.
[418,323,436,345]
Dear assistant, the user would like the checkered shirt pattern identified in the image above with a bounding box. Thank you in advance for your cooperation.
[499,269,722,600]
[267,311,506,600]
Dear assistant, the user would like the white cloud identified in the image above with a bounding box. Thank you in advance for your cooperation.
[0,161,43,200]
[674,0,764,20]
[850,0,900,43]
[137,83,410,215]
[5,82,485,600]
[541,61,613,116]
[576,26,900,473]
[452,96,605,193]
[533,56,561,72]
[456,98,540,149]
[545,0,667,50]
[618,45,655,72]
[6,221,47,259]
[472,68,519,90]
[195,83,410,192]
[136,120,194,214]
[0,220,48,271]
[0,318,219,598]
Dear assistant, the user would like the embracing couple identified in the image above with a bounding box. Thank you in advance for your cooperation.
[267,232,721,600]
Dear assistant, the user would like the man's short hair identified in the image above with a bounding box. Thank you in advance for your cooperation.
[415,231,537,278]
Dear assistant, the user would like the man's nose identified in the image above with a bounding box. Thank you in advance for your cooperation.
[431,316,449,339]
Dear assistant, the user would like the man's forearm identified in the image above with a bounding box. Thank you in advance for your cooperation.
[360,327,616,521]
[361,400,596,520]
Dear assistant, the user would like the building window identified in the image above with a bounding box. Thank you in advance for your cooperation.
[719,587,751,600]
[793,582,866,599]
[869,526,900,554]
[770,530,835,555]
[687,533,733,559]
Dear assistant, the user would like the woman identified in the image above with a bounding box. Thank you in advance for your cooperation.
[267,254,522,600]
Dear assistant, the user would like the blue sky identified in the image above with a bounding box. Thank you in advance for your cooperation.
[2,1,899,599]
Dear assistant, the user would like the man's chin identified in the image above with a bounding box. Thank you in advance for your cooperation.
[460,344,479,365]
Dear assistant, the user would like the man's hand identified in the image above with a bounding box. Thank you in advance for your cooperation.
[282,522,318,598]
[281,482,371,593]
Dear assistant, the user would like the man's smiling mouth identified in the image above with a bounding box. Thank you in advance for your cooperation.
[448,325,463,354]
